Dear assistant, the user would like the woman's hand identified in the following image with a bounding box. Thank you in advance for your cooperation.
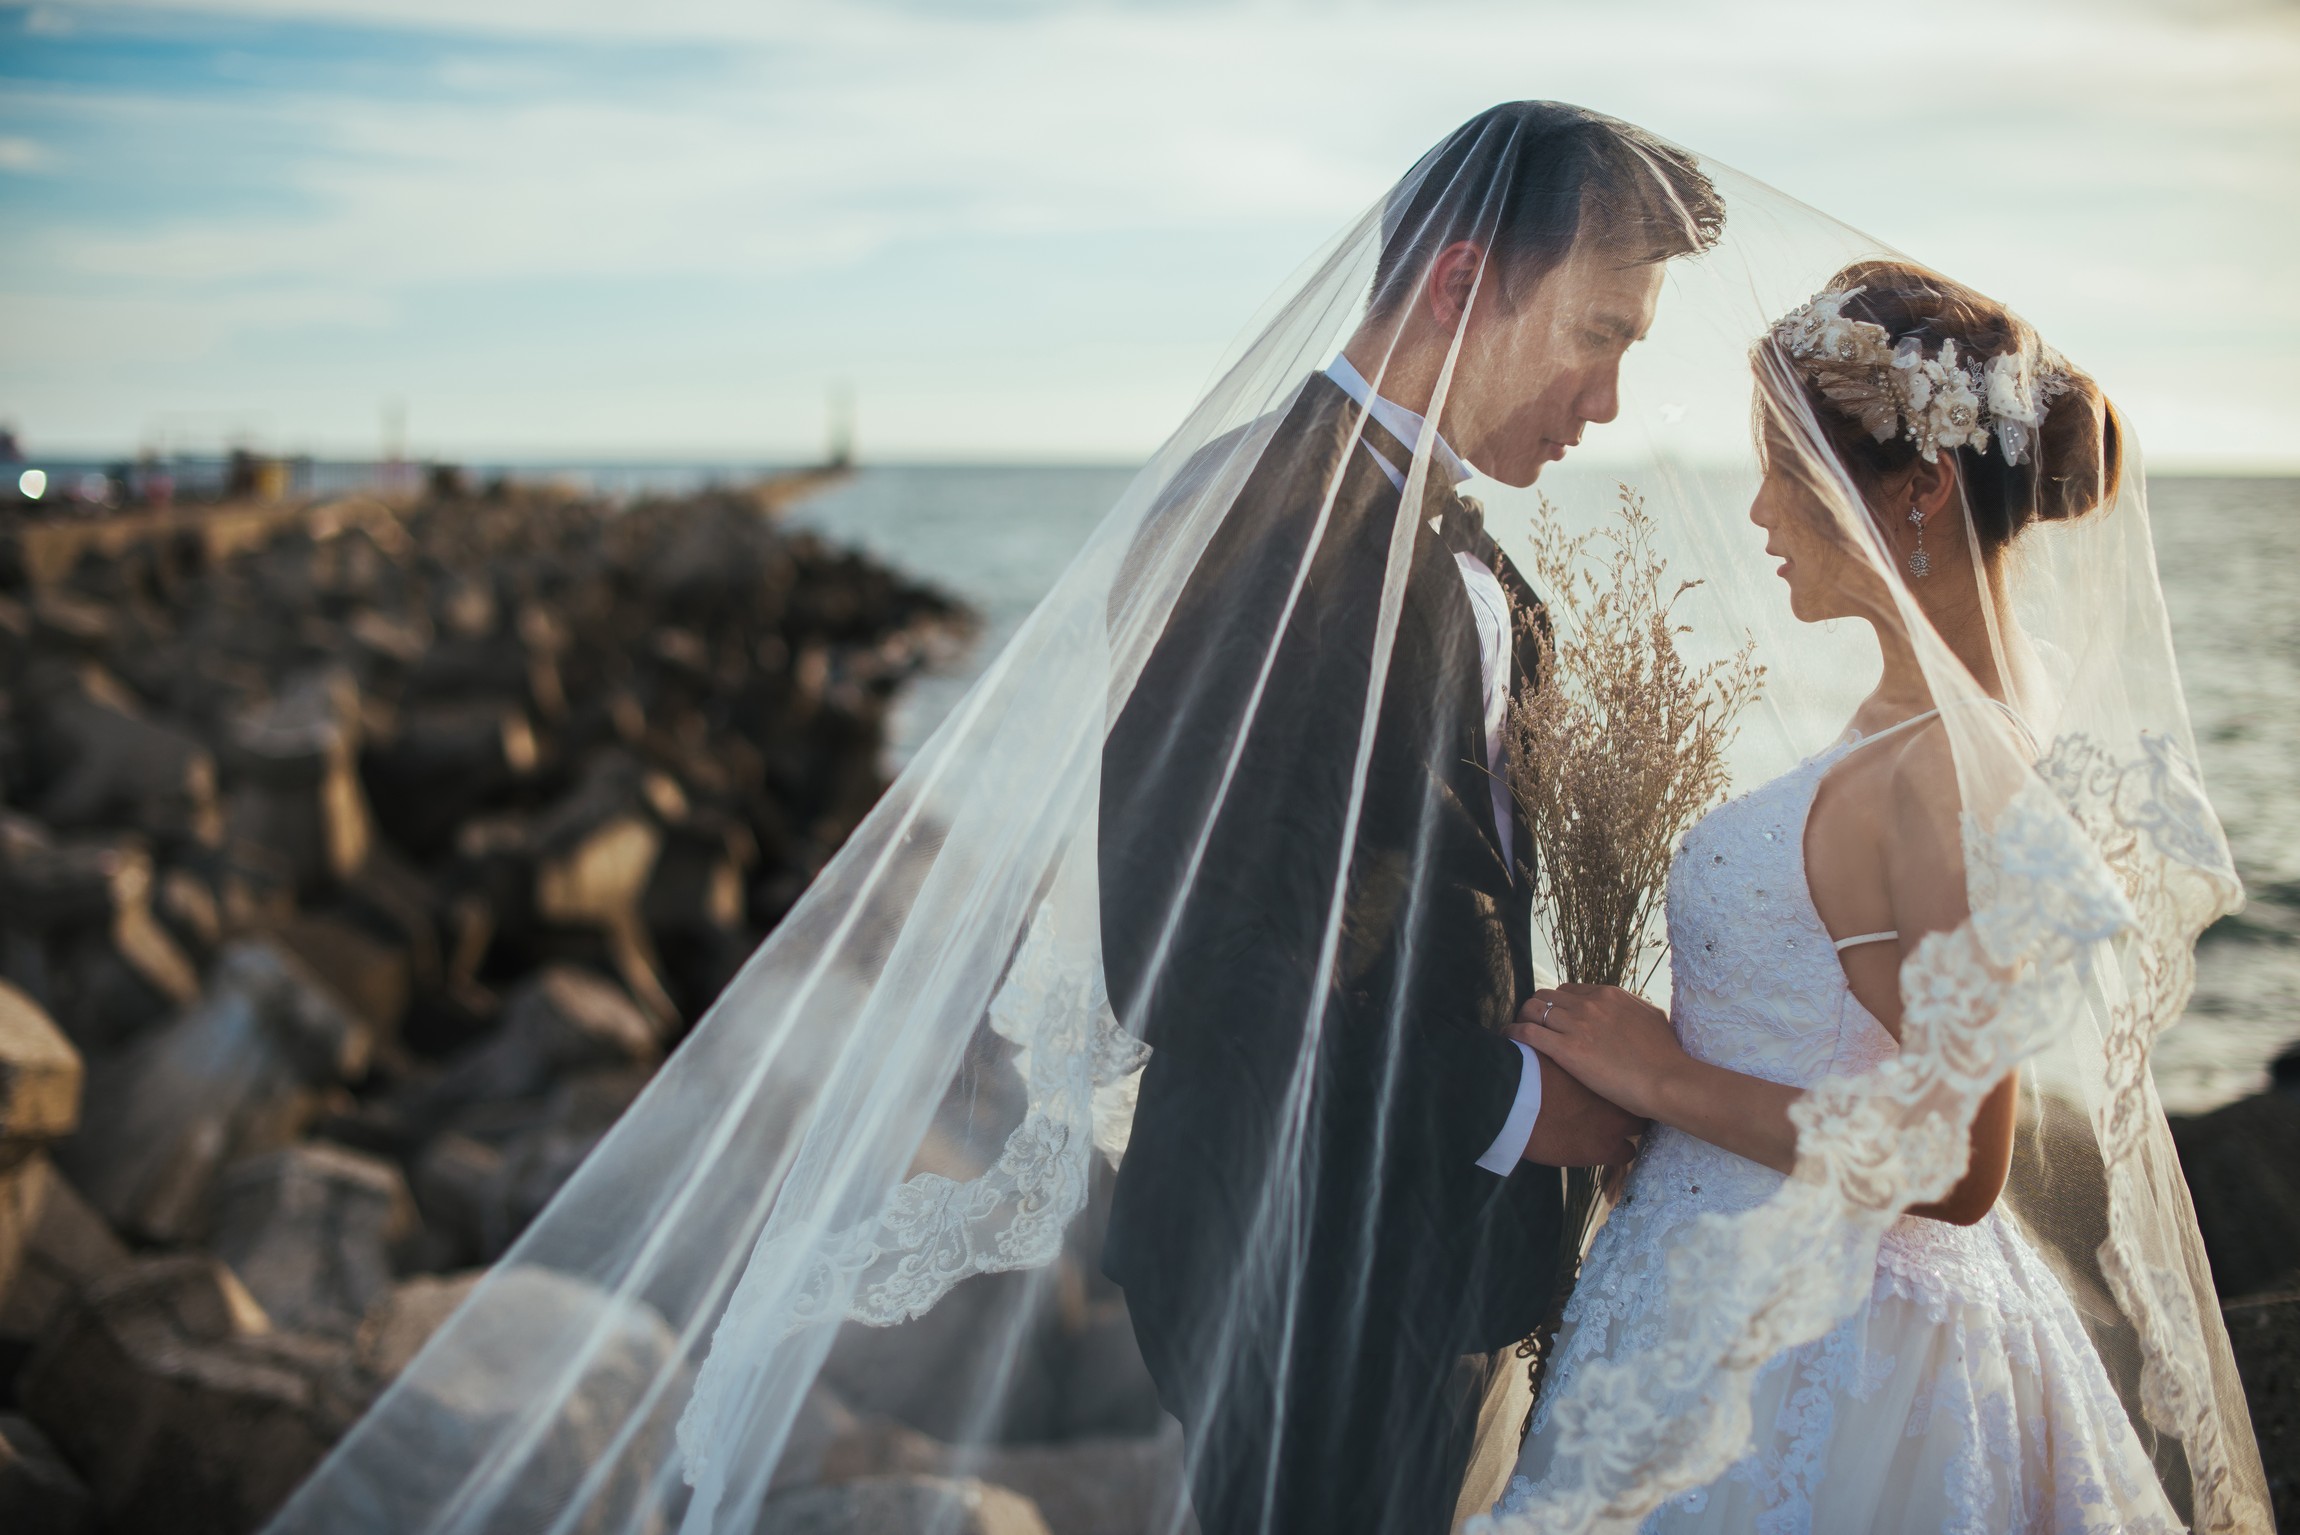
[1508,984,1686,1125]
[1513,983,1806,1175]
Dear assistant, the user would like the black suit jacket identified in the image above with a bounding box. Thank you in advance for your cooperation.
[1099,374,1564,1484]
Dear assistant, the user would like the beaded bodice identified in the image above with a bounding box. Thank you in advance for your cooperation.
[1615,733,1906,1226]
[1664,736,1901,1093]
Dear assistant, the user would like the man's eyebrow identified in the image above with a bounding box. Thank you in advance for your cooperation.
[1589,311,1644,343]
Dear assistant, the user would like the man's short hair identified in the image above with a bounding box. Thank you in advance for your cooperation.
[1371,102,1724,317]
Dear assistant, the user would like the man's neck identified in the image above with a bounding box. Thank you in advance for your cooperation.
[1338,332,1445,423]
[1327,345,1473,486]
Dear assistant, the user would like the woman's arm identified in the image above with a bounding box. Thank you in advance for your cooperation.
[1513,721,2027,1221]
[1509,989,2014,1222]
[1508,987,1802,1173]
[1872,729,2017,1224]
[1903,1071,2016,1225]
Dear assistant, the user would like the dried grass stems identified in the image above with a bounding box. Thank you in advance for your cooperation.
[1505,487,1764,992]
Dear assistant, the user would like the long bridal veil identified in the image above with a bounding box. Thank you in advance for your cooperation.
[266,105,2270,1534]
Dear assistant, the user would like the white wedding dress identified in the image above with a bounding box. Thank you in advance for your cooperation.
[1497,718,2185,1534]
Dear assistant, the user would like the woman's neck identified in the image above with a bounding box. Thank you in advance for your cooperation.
[1864,562,2009,721]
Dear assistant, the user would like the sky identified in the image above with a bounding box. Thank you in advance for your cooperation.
[1,0,2296,467]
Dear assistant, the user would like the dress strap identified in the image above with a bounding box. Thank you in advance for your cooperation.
[1832,930,1900,952]
[1839,707,1941,759]
[1843,698,2037,761]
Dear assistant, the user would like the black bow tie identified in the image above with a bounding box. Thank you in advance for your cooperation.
[1430,486,1489,562]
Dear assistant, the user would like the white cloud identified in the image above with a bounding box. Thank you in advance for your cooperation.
[9,0,2298,461]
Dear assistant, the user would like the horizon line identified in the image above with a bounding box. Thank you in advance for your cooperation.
[9,450,2297,480]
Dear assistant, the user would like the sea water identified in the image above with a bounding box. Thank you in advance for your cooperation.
[791,468,2300,1114]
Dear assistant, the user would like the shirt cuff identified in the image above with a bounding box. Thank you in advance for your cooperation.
[1475,1039,1544,1176]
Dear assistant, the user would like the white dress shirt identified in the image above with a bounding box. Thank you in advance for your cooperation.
[1323,356,1543,1176]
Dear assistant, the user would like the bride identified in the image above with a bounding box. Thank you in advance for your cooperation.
[1495,264,2184,1532]
[262,107,2270,1535]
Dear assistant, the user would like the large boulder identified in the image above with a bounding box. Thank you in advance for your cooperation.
[771,1385,914,1494]
[2170,1088,2300,1297]
[409,1065,650,1267]
[0,1159,129,1369]
[487,1067,650,1236]
[0,986,97,1356]
[0,978,83,1159]
[62,938,371,1243]
[18,1255,369,1535]
[209,1141,415,1337]
[27,663,222,850]
[351,1267,485,1381]
[811,1405,944,1488]
[408,1130,509,1267]
[1051,1298,1165,1441]
[820,1267,1067,1444]
[278,1264,685,1535]
[528,753,677,1027]
[537,822,674,1029]
[757,1474,1051,1535]
[784,1394,1186,1535]
[2222,1287,2298,1531]
[0,818,200,1052]
[262,911,412,1045]
[963,1425,1188,1535]
[409,964,659,1123]
[361,699,543,855]
[0,1412,95,1535]
[223,667,374,895]
[814,1257,1161,1450]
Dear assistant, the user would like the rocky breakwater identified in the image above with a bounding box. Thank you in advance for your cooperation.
[0,477,1085,1535]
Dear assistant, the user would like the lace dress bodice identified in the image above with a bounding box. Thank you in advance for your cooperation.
[1622,734,1908,1231]
[1500,726,2181,1534]
[1671,734,1895,1072]
[1667,738,1901,1089]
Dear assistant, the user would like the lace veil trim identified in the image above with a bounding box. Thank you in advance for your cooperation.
[676,842,1144,1506]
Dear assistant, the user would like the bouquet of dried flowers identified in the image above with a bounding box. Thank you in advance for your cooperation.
[1505,486,1763,993]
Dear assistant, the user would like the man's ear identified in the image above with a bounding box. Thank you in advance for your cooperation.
[1423,241,1488,332]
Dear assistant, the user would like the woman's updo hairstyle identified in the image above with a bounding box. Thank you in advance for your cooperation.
[1802,259,2122,554]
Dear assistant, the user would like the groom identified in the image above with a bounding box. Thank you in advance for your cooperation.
[1098,105,1724,1533]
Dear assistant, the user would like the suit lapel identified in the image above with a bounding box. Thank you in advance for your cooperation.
[1333,387,1530,894]
[1300,372,1541,1001]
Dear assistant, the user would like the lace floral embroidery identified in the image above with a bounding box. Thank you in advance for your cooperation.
[677,884,1145,1499]
[2034,730,2245,1525]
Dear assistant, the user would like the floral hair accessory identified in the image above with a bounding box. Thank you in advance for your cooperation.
[1768,286,2070,465]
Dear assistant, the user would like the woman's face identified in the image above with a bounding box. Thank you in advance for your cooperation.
[1748,411,1888,624]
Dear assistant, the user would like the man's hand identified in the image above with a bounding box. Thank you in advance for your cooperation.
[1510,984,1683,1123]
[1518,1048,1643,1168]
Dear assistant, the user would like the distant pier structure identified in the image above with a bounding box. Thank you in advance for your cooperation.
[827,383,856,471]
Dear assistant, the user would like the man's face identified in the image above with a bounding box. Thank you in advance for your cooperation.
[1442,241,1664,488]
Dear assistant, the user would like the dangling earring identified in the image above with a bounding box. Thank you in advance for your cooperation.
[1906,501,1931,578]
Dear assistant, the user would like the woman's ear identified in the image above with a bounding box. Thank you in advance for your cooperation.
[1909,453,1960,525]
